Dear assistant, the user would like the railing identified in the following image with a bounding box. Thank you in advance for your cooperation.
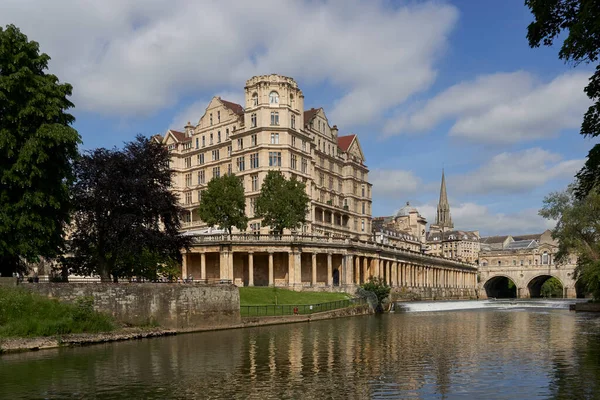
[187,234,478,269]
[240,297,366,317]
[19,276,233,285]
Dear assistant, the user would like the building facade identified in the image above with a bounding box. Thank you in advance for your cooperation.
[159,74,372,240]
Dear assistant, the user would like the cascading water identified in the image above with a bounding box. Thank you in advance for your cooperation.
[394,299,583,313]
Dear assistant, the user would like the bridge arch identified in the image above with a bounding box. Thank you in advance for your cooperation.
[526,275,564,298]
[483,275,518,298]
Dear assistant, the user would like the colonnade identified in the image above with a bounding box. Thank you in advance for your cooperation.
[182,249,477,290]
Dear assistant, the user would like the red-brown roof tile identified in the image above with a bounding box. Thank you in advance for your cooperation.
[169,130,186,141]
[304,108,319,125]
[221,99,244,116]
[337,134,356,152]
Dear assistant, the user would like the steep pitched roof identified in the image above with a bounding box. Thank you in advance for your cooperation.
[304,108,319,125]
[169,129,187,141]
[481,235,510,244]
[337,134,356,152]
[221,99,244,116]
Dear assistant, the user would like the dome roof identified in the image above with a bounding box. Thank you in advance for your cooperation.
[396,201,418,217]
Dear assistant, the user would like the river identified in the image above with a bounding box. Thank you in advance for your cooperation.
[2,300,600,399]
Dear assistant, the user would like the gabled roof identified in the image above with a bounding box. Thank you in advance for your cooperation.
[304,108,320,125]
[337,134,356,152]
[221,99,244,116]
[480,235,510,244]
[513,233,542,242]
[164,129,191,143]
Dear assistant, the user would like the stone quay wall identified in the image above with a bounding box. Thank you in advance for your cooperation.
[24,283,241,330]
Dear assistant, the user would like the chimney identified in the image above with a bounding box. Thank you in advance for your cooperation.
[331,124,338,138]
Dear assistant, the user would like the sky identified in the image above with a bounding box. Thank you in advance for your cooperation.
[1,0,594,236]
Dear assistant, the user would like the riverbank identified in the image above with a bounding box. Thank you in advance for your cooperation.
[0,303,372,354]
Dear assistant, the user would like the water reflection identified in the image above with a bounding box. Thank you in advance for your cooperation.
[1,309,600,399]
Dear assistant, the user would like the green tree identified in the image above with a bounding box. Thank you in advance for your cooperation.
[197,173,248,236]
[360,277,391,313]
[526,1,600,198]
[66,136,191,282]
[539,186,600,298]
[255,170,310,234]
[0,25,81,276]
[541,277,564,298]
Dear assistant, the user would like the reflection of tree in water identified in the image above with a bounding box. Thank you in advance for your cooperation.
[549,324,600,399]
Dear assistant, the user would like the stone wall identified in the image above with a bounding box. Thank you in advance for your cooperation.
[23,283,241,329]
[0,277,18,287]
[391,286,477,301]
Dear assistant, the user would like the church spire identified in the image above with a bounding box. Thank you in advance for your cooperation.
[435,169,453,230]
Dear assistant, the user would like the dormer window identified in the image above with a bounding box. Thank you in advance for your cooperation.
[252,93,258,106]
[269,91,279,104]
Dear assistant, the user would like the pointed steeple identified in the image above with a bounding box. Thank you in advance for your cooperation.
[435,169,453,230]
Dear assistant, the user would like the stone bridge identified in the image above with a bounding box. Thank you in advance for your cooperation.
[478,264,579,299]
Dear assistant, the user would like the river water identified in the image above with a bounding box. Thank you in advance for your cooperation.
[2,300,600,399]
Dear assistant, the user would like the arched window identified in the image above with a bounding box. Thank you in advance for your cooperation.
[269,91,279,104]
[252,92,258,106]
[542,251,549,265]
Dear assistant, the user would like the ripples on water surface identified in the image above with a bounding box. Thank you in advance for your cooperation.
[2,304,600,399]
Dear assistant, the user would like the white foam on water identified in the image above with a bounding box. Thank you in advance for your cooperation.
[394,299,580,313]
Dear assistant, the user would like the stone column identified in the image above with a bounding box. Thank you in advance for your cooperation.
[182,253,188,279]
[363,257,368,283]
[346,254,354,286]
[312,253,317,286]
[294,251,302,287]
[248,252,254,286]
[201,253,206,281]
[354,256,360,284]
[219,251,228,281]
[327,253,333,287]
[392,262,397,287]
[268,252,274,287]
[229,250,234,283]
[288,251,295,287]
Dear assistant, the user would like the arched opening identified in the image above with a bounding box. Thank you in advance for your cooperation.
[527,275,563,298]
[484,276,517,298]
[269,91,279,104]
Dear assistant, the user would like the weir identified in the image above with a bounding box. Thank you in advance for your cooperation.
[393,299,581,313]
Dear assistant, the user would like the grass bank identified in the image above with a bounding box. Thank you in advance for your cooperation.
[0,287,114,338]
[239,287,350,306]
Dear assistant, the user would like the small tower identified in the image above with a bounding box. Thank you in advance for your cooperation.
[432,170,453,232]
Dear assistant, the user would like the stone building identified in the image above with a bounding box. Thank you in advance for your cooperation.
[372,216,422,252]
[158,74,372,240]
[158,74,477,294]
[425,171,480,263]
[426,230,480,264]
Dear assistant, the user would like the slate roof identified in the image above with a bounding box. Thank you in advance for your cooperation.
[221,99,244,116]
[427,230,479,242]
[304,108,319,125]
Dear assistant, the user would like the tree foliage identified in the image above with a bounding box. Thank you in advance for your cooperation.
[65,136,191,282]
[0,24,81,276]
[526,1,600,198]
[197,173,248,236]
[360,277,391,313]
[255,170,310,234]
[541,277,564,298]
[539,186,600,298]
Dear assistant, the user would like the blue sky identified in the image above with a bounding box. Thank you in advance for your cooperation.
[2,0,593,235]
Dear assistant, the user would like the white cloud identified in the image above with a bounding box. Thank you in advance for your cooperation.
[450,148,584,195]
[384,70,590,143]
[371,169,422,200]
[418,202,555,236]
[1,0,458,128]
